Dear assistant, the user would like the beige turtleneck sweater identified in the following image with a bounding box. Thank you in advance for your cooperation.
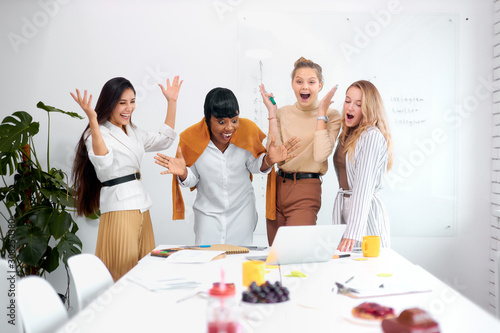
[275,99,341,175]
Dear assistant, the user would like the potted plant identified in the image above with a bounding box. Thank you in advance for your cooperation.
[0,102,85,302]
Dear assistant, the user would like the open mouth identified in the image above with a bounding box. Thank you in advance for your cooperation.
[346,114,354,120]
[300,93,310,100]
[222,133,232,140]
[121,114,131,119]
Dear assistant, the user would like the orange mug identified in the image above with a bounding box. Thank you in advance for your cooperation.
[362,236,380,257]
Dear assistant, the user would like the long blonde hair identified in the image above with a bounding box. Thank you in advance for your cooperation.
[339,80,393,170]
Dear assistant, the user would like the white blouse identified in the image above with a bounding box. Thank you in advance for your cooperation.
[179,141,271,245]
[86,121,176,214]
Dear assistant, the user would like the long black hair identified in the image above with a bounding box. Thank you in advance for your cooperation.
[203,87,239,130]
[72,77,136,216]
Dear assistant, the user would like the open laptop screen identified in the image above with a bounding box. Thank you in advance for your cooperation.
[249,225,347,265]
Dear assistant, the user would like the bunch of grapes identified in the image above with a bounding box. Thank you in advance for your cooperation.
[242,281,290,304]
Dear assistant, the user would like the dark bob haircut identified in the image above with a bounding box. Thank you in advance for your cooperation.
[203,87,239,129]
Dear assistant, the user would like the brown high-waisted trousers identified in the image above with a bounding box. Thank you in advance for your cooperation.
[266,175,322,245]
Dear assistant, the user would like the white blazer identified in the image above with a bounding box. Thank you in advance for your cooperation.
[86,121,176,214]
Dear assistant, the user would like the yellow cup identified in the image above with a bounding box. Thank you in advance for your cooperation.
[362,235,380,257]
[242,260,265,287]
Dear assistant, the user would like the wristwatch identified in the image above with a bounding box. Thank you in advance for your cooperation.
[317,115,329,123]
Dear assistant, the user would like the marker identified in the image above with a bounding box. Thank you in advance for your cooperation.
[199,245,211,248]
[332,254,351,259]
[265,90,276,105]
[345,276,355,284]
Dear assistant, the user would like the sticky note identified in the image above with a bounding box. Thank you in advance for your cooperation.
[377,273,393,277]
[284,270,307,278]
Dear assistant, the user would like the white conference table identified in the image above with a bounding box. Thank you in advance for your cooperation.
[57,247,500,333]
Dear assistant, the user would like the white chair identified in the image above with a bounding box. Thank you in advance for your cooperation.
[68,253,114,311]
[18,276,68,333]
[0,259,22,333]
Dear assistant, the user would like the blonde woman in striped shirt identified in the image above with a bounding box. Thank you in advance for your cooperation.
[332,80,393,252]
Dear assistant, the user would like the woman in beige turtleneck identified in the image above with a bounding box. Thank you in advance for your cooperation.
[260,57,341,245]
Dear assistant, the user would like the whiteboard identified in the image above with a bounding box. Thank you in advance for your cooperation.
[236,12,458,236]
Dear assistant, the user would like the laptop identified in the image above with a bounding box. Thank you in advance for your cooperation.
[249,225,347,265]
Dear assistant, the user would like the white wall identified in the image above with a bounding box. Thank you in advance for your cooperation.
[0,0,495,315]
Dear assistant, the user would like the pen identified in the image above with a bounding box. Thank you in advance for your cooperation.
[345,276,355,284]
[179,245,211,249]
[332,254,351,259]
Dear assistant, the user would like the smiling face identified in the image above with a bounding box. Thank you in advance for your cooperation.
[291,67,323,108]
[344,86,363,128]
[209,115,240,152]
[109,88,135,130]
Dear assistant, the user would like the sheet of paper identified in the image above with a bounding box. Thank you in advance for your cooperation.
[128,275,200,291]
[337,270,432,298]
[165,250,225,263]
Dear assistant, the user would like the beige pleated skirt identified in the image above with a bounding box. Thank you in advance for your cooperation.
[95,210,155,282]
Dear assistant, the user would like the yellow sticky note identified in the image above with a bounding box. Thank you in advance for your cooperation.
[284,270,307,278]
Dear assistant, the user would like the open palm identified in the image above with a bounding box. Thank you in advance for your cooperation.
[159,76,183,102]
[267,135,301,163]
[154,147,186,176]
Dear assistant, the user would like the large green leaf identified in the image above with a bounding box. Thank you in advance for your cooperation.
[0,152,18,175]
[49,210,72,240]
[15,225,48,266]
[57,233,82,265]
[13,171,34,196]
[0,111,39,176]
[30,207,53,232]
[0,186,10,204]
[41,246,60,273]
[0,111,39,153]
[36,101,84,120]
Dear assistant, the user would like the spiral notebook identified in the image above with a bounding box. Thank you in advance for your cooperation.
[184,244,249,254]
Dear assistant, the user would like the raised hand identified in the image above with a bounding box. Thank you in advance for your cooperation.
[70,89,96,121]
[259,84,277,111]
[159,76,183,102]
[267,135,301,164]
[318,84,338,115]
[154,146,187,177]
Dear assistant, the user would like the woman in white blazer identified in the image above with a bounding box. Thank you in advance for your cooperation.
[332,80,393,252]
[71,76,182,281]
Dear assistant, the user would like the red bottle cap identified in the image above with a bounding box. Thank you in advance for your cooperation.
[209,282,236,297]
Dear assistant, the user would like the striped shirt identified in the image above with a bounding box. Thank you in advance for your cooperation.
[332,127,391,247]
